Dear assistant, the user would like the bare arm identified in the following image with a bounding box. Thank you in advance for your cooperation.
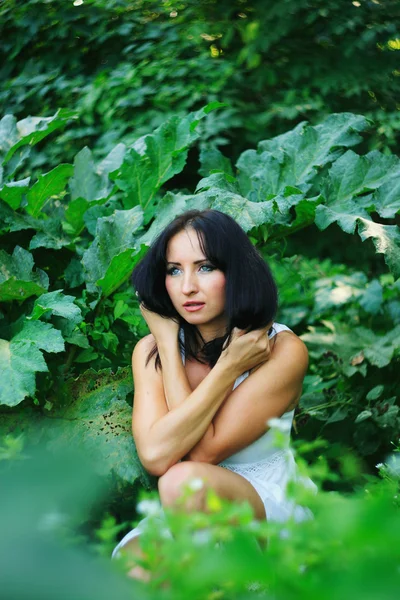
[132,327,271,476]
[157,337,215,450]
[132,336,240,476]
[186,333,308,464]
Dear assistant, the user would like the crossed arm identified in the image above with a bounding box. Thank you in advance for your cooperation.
[132,331,308,477]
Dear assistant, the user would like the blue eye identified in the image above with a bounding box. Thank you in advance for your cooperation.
[199,264,215,272]
[166,267,181,276]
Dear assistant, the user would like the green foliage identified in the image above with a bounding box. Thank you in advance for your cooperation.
[1,439,399,598]
[1,0,399,170]
[0,107,399,484]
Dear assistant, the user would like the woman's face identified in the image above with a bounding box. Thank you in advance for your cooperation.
[165,227,227,337]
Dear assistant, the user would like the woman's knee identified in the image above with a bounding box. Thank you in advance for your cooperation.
[158,461,207,507]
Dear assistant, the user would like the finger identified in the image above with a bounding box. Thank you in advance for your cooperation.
[232,327,246,336]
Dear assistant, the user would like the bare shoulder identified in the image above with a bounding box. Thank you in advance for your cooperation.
[257,330,309,386]
[132,334,157,368]
[273,330,308,364]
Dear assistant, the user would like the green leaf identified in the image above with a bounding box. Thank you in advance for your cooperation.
[368,177,400,219]
[140,192,205,245]
[0,109,77,167]
[69,147,110,203]
[209,191,276,232]
[82,206,144,296]
[355,410,372,424]
[314,199,369,235]
[0,246,49,302]
[198,145,233,177]
[196,172,240,194]
[366,385,384,401]
[29,219,73,250]
[0,338,47,407]
[114,105,221,211]
[13,320,65,353]
[46,367,148,485]
[302,324,400,376]
[64,144,124,235]
[0,321,64,407]
[30,291,83,327]
[26,164,73,217]
[64,258,85,289]
[0,177,30,210]
[358,220,400,279]
[237,113,370,199]
[0,199,37,233]
[322,150,400,205]
[359,280,383,315]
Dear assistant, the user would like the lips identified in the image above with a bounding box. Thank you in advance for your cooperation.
[183,302,204,306]
[183,302,205,312]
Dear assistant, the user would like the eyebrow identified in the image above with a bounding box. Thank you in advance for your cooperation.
[166,259,208,266]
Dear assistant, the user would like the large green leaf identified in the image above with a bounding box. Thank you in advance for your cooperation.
[29,219,73,250]
[358,220,400,280]
[0,109,77,167]
[0,320,64,407]
[82,205,144,296]
[0,177,30,210]
[368,177,400,219]
[0,199,38,233]
[198,145,234,177]
[237,113,370,199]
[46,368,149,486]
[322,150,400,205]
[314,201,370,235]
[114,103,224,211]
[26,164,73,217]
[139,192,205,245]
[209,191,276,232]
[301,323,400,378]
[30,290,83,327]
[258,113,370,164]
[64,144,125,236]
[0,246,49,302]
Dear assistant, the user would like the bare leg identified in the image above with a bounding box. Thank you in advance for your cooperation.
[116,536,151,583]
[158,461,266,520]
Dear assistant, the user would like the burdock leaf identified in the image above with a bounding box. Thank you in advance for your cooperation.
[26,164,73,217]
[30,291,83,326]
[237,113,370,198]
[322,150,400,205]
[82,206,144,296]
[46,368,150,486]
[0,199,38,233]
[315,202,370,235]
[64,144,124,236]
[0,321,64,407]
[368,177,400,219]
[29,219,73,250]
[0,246,49,302]
[358,219,400,279]
[0,177,30,210]
[114,104,223,211]
[0,109,77,167]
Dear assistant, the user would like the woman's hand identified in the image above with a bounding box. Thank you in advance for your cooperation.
[218,326,272,376]
[140,304,180,345]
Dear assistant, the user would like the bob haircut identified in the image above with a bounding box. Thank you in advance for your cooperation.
[131,209,278,369]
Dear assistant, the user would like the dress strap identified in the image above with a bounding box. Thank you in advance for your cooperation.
[269,323,292,339]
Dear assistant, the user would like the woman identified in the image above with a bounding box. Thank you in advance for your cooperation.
[112,209,315,574]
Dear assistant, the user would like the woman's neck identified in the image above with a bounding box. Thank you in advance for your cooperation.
[196,323,227,343]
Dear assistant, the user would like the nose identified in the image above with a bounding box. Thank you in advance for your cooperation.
[181,271,199,295]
